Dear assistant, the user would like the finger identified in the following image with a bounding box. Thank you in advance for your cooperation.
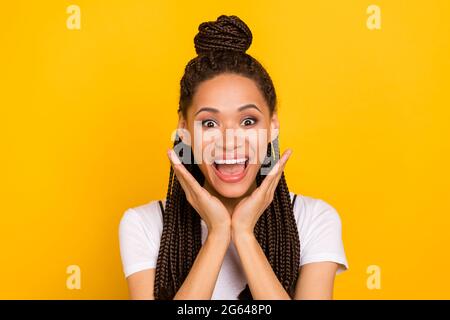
[241,149,292,208]
[167,148,192,191]
[262,149,292,185]
[167,148,204,196]
[262,149,292,195]
[268,149,292,194]
[167,149,192,197]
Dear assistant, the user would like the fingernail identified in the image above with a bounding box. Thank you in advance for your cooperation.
[283,149,291,161]
[170,149,182,165]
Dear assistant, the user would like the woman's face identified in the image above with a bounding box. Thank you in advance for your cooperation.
[179,73,279,198]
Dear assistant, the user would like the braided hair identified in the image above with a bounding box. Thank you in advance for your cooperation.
[154,15,300,300]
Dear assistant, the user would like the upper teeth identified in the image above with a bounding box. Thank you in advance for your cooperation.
[214,158,247,165]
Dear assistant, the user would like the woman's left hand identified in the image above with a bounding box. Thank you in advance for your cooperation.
[231,148,293,238]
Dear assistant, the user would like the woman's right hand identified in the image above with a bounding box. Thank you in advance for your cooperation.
[167,148,231,236]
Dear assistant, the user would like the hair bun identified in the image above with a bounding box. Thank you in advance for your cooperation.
[194,15,253,55]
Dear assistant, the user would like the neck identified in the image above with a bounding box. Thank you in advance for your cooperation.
[203,180,257,215]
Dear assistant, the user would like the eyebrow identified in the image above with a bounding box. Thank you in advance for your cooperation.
[194,104,262,116]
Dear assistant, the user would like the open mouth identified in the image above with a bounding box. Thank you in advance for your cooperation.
[211,157,250,183]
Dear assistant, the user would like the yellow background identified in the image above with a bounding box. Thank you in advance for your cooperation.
[1,0,449,299]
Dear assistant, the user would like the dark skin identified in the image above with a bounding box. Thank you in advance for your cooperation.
[126,73,338,299]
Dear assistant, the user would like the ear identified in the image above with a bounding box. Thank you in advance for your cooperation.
[176,114,191,145]
[269,112,280,142]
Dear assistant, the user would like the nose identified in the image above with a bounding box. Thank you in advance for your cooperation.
[214,131,247,156]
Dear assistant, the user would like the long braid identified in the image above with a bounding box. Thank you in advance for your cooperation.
[154,138,204,299]
[154,15,300,300]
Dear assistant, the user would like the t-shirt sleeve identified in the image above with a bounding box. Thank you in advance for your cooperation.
[118,207,159,278]
[299,198,349,274]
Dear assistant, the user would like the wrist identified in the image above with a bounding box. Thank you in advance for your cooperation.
[231,227,255,243]
[208,226,231,245]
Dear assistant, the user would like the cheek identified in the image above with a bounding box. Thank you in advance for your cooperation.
[197,162,209,180]
[190,136,212,164]
[247,133,270,166]
[192,130,221,163]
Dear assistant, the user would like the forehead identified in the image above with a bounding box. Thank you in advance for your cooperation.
[190,73,268,114]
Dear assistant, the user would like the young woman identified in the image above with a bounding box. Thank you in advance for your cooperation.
[119,15,348,300]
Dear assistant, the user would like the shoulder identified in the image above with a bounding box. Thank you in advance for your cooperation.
[119,199,165,233]
[290,192,348,274]
[290,192,342,230]
[118,199,166,249]
[118,199,166,278]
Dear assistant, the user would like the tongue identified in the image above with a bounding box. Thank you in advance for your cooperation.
[216,164,245,175]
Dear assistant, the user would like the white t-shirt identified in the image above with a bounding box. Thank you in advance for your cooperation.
[119,192,349,299]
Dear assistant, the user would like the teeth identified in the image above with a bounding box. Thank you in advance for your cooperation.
[214,158,248,165]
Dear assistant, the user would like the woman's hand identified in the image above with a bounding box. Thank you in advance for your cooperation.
[231,149,293,238]
[167,149,231,236]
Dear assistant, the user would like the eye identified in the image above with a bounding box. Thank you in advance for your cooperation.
[202,119,218,128]
[241,117,257,127]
